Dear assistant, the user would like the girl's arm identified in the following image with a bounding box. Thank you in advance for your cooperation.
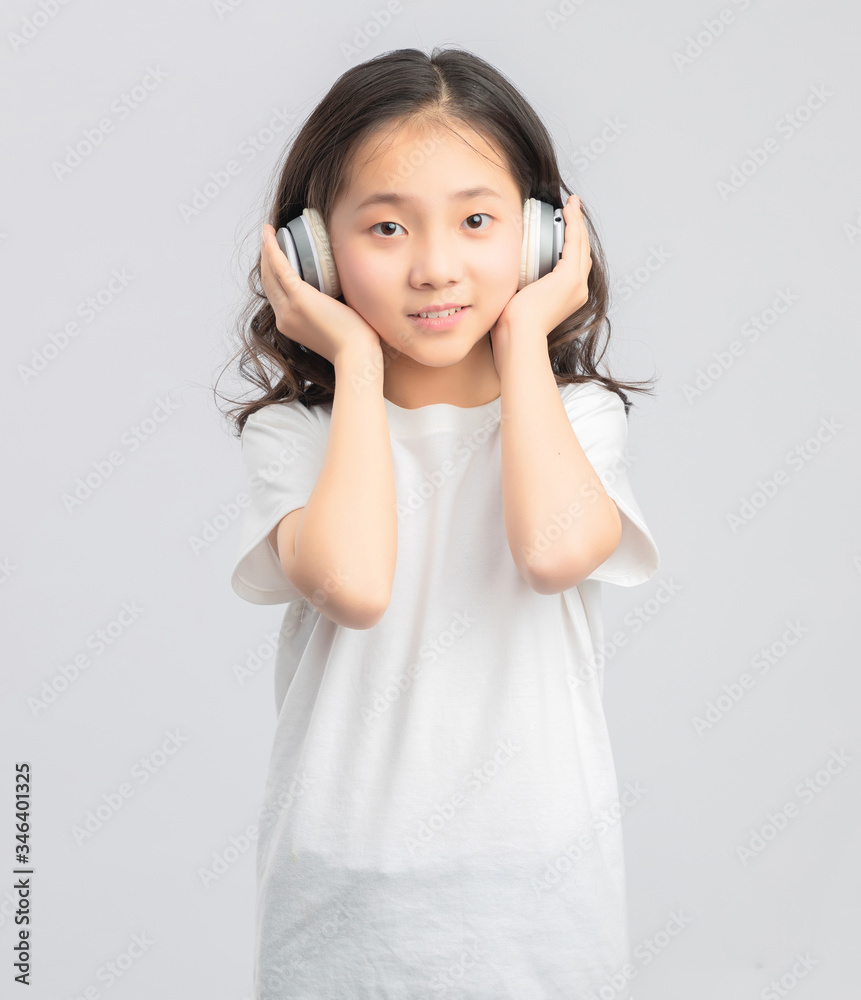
[269,346,398,629]
[495,325,622,594]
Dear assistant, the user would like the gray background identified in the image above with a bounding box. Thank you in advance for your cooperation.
[3,0,859,997]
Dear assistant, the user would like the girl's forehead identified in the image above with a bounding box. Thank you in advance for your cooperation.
[356,120,501,168]
[341,123,518,204]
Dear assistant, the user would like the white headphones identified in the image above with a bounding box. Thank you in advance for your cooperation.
[275,197,566,299]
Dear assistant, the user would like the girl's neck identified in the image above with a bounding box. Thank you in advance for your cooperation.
[381,335,501,409]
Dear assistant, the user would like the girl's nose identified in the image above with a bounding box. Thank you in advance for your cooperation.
[409,230,463,287]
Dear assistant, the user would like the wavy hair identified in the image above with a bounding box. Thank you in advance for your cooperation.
[215,46,657,436]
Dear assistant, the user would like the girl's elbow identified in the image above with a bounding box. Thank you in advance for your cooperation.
[325,585,391,630]
[528,501,622,594]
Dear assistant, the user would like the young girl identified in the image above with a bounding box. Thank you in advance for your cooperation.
[222,45,659,1000]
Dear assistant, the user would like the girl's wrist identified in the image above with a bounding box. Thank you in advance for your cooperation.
[334,343,385,381]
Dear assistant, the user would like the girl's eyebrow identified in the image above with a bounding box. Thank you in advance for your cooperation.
[354,186,504,211]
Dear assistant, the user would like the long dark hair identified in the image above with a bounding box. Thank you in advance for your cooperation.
[214,46,657,437]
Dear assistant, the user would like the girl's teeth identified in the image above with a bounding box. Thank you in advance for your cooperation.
[417,307,463,318]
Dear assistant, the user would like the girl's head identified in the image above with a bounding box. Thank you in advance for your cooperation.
[218,46,655,435]
[326,118,524,376]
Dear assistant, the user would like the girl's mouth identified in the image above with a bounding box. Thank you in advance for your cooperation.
[408,305,470,330]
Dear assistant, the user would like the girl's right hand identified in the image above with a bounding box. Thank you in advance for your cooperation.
[260,223,383,366]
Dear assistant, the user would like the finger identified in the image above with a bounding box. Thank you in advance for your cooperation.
[260,229,297,310]
[563,196,591,277]
[559,196,586,265]
[576,201,592,276]
[259,239,284,309]
[261,225,300,300]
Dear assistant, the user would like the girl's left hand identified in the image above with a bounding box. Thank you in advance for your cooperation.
[490,194,592,348]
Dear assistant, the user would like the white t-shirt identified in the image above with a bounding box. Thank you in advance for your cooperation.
[230,379,659,1000]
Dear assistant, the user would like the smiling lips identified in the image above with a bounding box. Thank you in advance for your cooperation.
[409,303,468,318]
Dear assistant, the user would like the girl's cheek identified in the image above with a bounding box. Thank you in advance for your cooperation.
[335,249,387,307]
[482,248,521,295]
[346,248,398,288]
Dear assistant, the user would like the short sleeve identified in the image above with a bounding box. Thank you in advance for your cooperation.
[561,381,660,587]
[230,400,329,605]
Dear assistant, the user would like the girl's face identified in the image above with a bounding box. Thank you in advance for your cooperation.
[328,120,523,376]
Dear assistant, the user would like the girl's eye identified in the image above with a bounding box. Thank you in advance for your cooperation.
[463,213,491,231]
[370,213,492,238]
[370,221,405,237]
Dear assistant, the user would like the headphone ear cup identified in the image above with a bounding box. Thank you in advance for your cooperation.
[519,198,566,289]
[518,198,538,291]
[302,207,341,299]
[280,208,341,298]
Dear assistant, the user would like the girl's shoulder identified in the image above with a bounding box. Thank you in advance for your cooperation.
[558,378,627,416]
[242,396,330,431]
